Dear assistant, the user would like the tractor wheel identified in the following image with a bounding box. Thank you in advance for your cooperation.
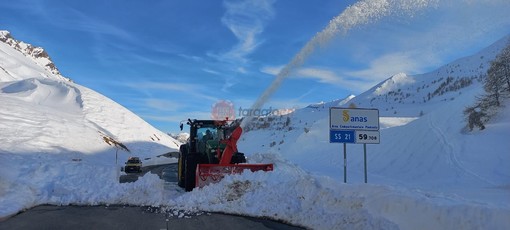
[184,153,197,192]
[178,144,188,188]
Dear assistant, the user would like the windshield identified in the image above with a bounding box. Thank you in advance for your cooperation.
[198,127,218,141]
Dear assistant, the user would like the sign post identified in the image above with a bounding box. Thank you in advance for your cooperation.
[364,144,367,183]
[343,143,347,183]
[329,107,380,183]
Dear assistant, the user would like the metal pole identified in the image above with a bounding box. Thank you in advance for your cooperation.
[116,148,119,179]
[364,143,367,183]
[166,213,169,230]
[343,143,347,183]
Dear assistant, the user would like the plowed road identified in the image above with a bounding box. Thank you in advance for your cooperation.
[1,163,303,230]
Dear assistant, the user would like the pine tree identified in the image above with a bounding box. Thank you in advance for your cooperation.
[485,42,510,107]
[465,40,510,131]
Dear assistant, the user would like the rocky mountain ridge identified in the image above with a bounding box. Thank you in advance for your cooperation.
[0,30,68,81]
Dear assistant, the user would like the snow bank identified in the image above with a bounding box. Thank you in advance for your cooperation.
[0,152,166,218]
[170,154,398,229]
[1,78,82,112]
[168,153,510,229]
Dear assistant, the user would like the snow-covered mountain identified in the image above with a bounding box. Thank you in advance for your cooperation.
[169,132,190,144]
[0,31,68,82]
[354,35,508,117]
[0,30,179,161]
[231,35,510,228]
[1,30,509,230]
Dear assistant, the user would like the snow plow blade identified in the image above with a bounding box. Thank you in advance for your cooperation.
[196,163,274,188]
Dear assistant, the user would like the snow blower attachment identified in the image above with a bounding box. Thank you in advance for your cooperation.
[178,119,273,192]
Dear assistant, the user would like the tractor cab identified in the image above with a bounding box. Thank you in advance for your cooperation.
[178,119,271,192]
[180,119,239,165]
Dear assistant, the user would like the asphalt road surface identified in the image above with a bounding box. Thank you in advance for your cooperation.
[1,162,304,230]
[0,205,304,230]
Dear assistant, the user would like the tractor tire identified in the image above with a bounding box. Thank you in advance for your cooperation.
[177,144,188,188]
[184,153,197,192]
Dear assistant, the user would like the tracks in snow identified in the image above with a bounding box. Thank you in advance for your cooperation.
[427,117,495,186]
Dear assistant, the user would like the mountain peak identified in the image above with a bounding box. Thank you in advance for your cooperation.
[0,30,69,82]
[373,73,415,96]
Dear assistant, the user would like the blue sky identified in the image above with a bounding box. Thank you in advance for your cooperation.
[1,0,509,133]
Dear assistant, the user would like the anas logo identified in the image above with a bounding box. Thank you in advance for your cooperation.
[342,109,368,123]
[343,110,350,122]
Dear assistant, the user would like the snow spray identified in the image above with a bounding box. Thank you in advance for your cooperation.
[241,0,437,129]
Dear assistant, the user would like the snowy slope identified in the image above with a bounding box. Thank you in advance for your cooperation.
[0,31,177,159]
[240,35,510,191]
[0,31,179,158]
[0,31,181,216]
[227,35,510,228]
[1,30,510,230]
[0,28,178,201]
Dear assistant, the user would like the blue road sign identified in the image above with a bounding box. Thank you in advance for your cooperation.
[330,130,355,143]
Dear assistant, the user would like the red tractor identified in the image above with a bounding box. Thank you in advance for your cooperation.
[178,119,273,192]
